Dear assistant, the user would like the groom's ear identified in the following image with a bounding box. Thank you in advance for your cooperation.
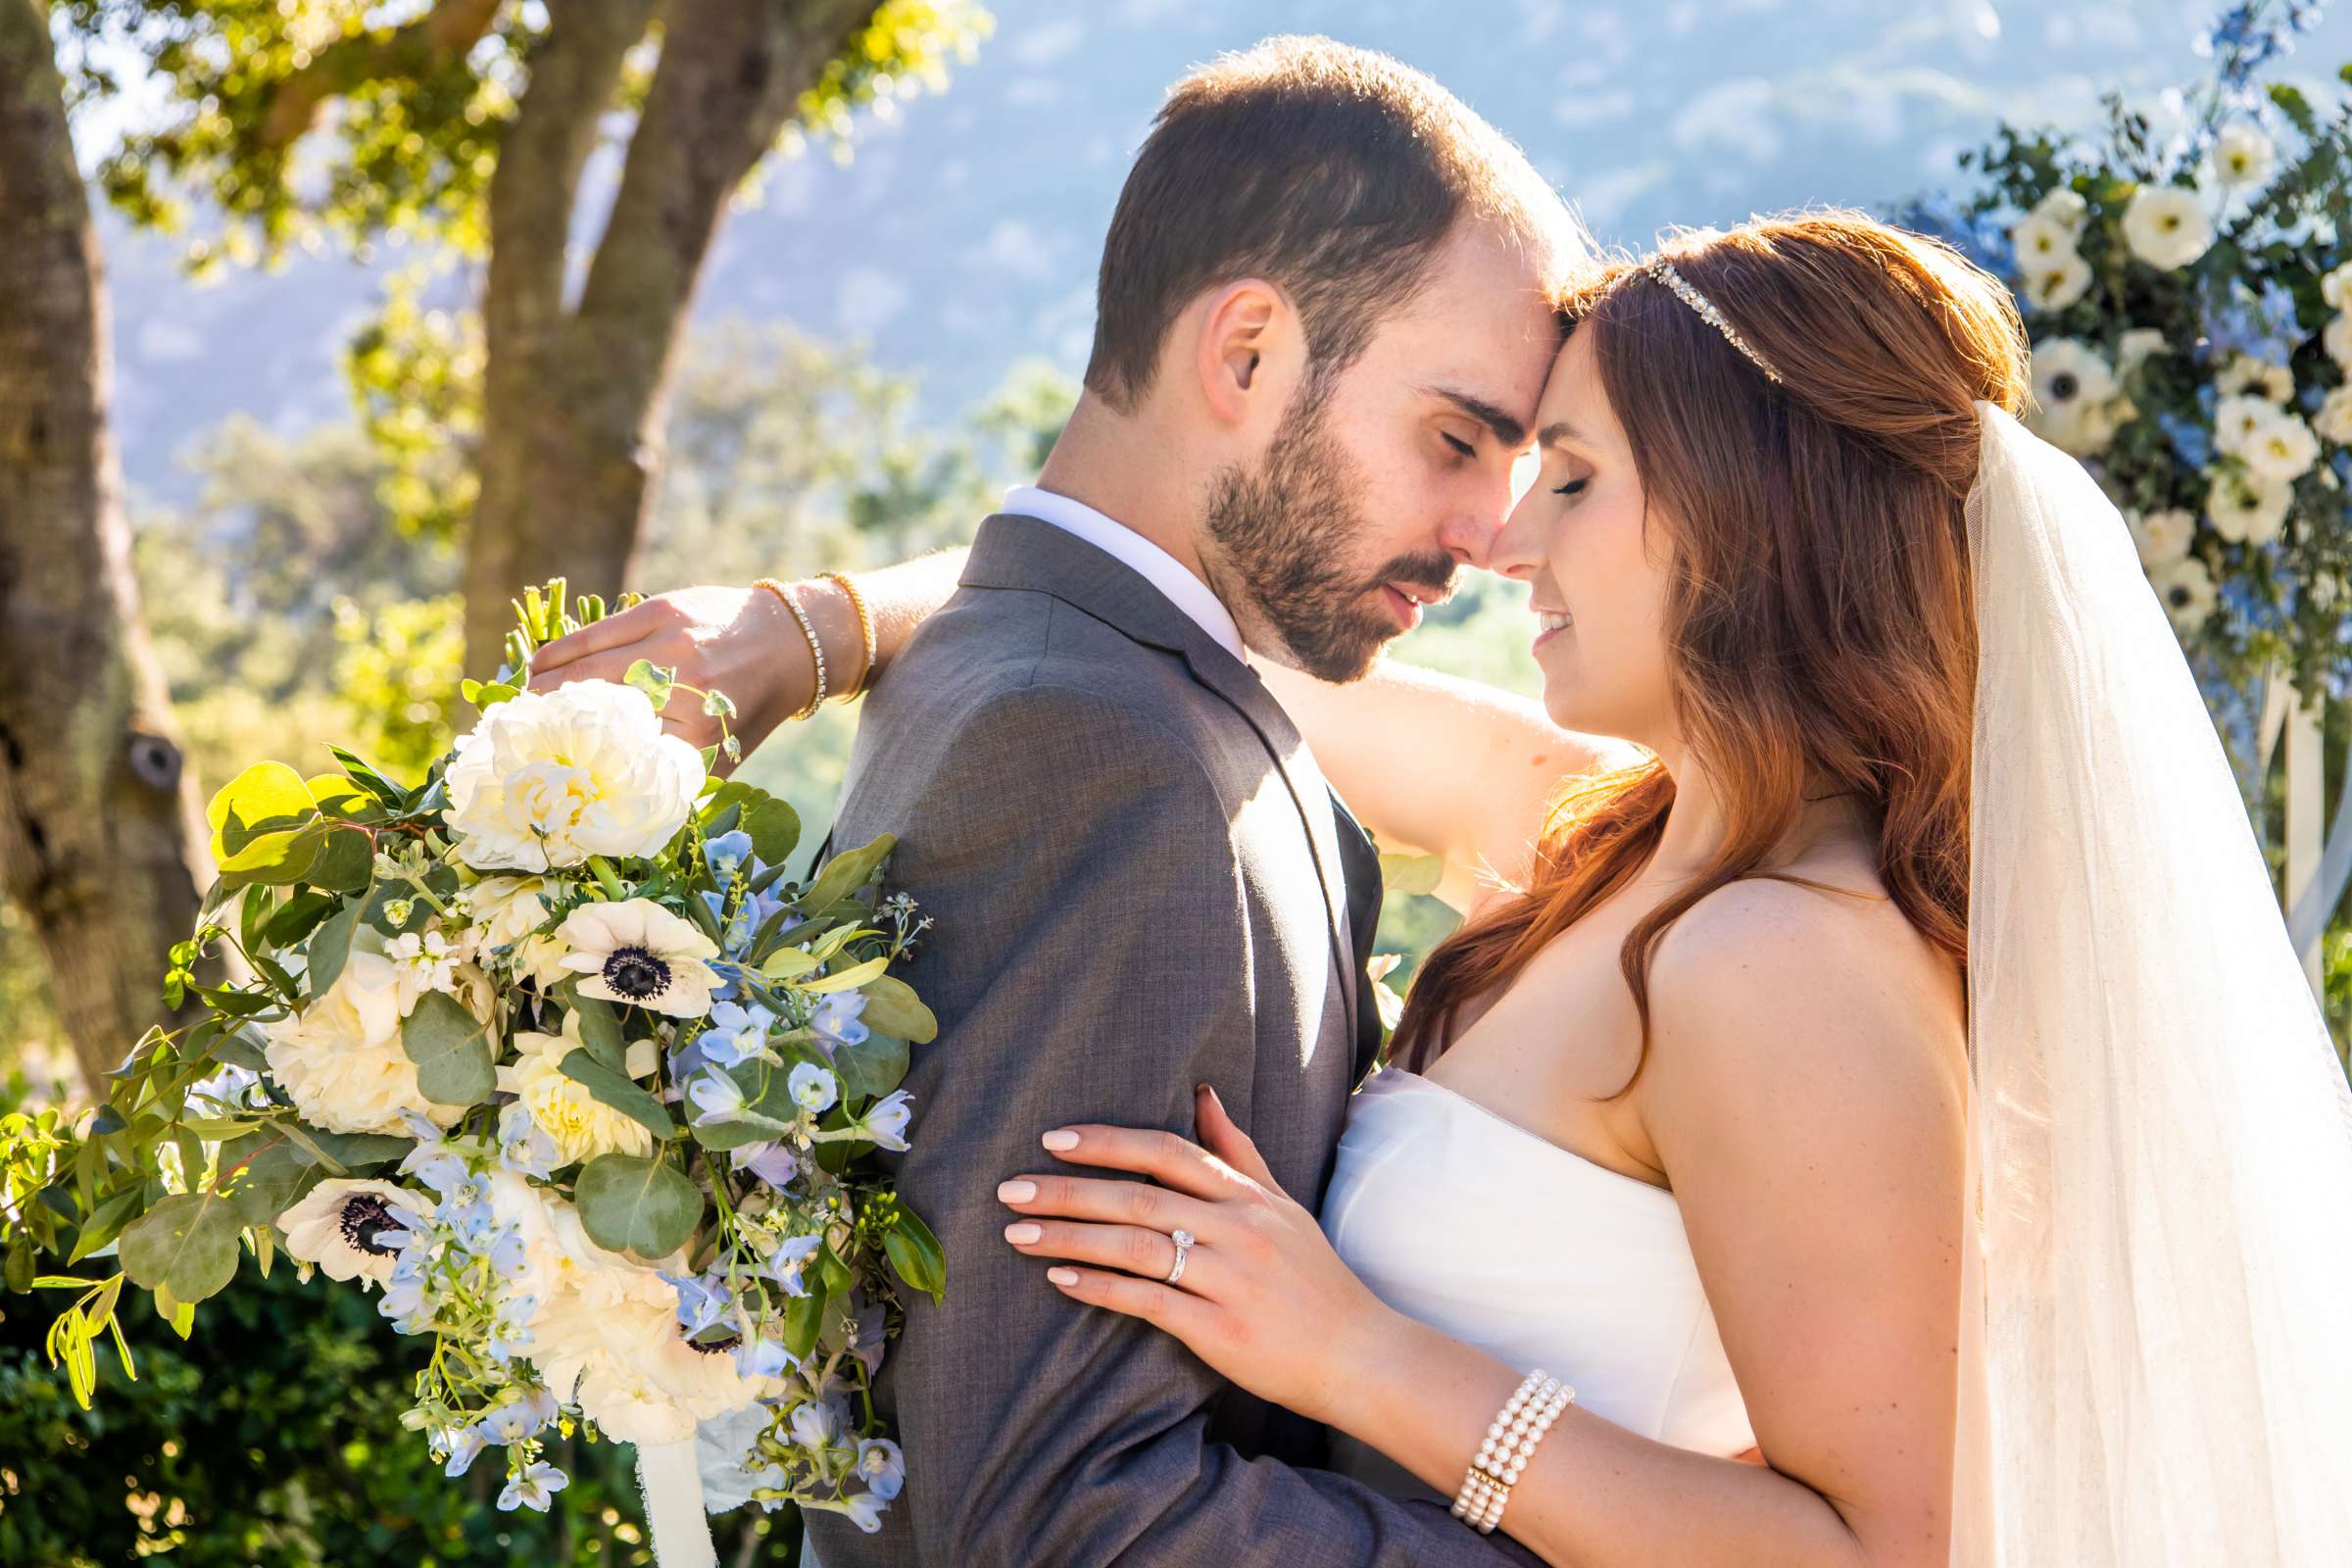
[1193,277,1296,431]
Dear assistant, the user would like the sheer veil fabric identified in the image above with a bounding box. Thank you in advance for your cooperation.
[1949,402,2352,1564]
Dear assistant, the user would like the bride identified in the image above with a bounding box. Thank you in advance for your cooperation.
[546,211,2352,1563]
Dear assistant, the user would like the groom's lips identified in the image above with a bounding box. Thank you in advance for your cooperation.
[1380,583,1423,632]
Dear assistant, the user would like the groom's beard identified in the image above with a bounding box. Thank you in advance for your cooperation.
[1203,385,1455,683]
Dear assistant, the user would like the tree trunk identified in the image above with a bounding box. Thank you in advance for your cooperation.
[0,0,212,1094]
[462,0,883,675]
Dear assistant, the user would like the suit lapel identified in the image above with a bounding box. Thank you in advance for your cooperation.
[958,515,1362,1046]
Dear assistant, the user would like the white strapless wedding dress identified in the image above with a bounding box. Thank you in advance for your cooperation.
[1319,1068,1755,1495]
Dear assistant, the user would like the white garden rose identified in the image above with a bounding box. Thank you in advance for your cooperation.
[2205,467,2293,544]
[526,1202,775,1445]
[444,681,706,872]
[2130,508,2197,569]
[2238,410,2320,485]
[2325,313,2352,368]
[2118,328,2168,376]
[2027,338,2129,456]
[2315,386,2352,447]
[277,1177,425,1286]
[2151,556,2218,631]
[555,898,721,1018]
[2023,251,2092,313]
[497,1008,661,1168]
[2010,213,2080,266]
[2215,354,2295,404]
[2031,186,2088,233]
[2213,392,2275,455]
[2122,186,2215,270]
[466,873,559,949]
[2323,263,2352,313]
[2213,123,2276,187]
[264,951,466,1136]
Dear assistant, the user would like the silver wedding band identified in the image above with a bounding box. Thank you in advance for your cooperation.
[1164,1228,1195,1286]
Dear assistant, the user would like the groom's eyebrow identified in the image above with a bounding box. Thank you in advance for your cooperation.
[1425,386,1529,449]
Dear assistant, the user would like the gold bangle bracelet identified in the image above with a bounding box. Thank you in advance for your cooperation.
[753,577,826,721]
[817,570,878,699]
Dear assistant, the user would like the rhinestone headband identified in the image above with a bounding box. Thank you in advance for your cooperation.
[1643,259,1784,385]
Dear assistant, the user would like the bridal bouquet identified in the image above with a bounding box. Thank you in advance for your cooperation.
[1899,0,2352,697]
[6,581,943,1536]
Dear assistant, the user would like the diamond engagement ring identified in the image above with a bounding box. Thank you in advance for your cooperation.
[1165,1229,1196,1286]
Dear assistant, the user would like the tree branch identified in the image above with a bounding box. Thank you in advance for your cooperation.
[255,0,507,149]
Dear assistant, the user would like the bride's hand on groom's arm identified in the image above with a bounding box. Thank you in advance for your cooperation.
[995,1082,1411,1427]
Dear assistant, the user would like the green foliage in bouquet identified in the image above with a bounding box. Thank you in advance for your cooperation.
[1905,2,2352,699]
[2,580,942,1531]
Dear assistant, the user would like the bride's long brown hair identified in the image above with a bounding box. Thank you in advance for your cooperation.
[1391,210,2032,1089]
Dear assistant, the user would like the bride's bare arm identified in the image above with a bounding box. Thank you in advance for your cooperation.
[1256,662,1633,912]
[527,552,1629,910]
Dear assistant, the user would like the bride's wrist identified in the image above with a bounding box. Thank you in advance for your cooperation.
[759,576,870,721]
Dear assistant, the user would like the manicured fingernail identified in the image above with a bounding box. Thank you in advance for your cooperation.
[1041,1129,1080,1152]
[1004,1222,1042,1245]
[997,1180,1036,1202]
[1047,1267,1080,1287]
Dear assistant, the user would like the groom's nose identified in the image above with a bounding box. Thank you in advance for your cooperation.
[1437,495,1512,569]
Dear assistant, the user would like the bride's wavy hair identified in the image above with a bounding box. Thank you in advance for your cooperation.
[1391,209,2032,1086]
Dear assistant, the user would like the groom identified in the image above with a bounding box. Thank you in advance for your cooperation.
[535,35,1580,1566]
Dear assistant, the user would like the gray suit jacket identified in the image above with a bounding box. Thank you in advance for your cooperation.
[802,516,1538,1567]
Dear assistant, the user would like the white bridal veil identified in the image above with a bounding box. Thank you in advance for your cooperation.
[1949,402,2352,1564]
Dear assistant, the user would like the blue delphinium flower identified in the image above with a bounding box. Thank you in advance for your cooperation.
[730,1140,805,1187]
[498,1459,570,1512]
[661,1268,734,1337]
[479,1388,557,1446]
[859,1090,914,1152]
[857,1437,906,1502]
[496,1102,560,1180]
[703,829,756,884]
[688,1066,749,1126]
[810,991,870,1052]
[761,1232,824,1297]
[440,1423,488,1478]
[702,1000,778,1067]
[788,1062,839,1115]
[733,1334,799,1380]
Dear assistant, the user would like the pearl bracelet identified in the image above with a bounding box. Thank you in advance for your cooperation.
[1451,1369,1576,1535]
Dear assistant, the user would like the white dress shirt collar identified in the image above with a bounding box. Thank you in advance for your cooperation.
[1002,484,1246,661]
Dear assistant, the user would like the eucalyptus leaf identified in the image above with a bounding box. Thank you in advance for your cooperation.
[743,796,800,865]
[573,1153,699,1258]
[212,1027,270,1072]
[833,1034,909,1102]
[284,1125,412,1172]
[119,1190,242,1304]
[802,834,897,911]
[324,743,409,809]
[216,1132,324,1228]
[305,899,360,999]
[559,1049,677,1141]
[262,888,337,950]
[400,992,497,1107]
[859,975,937,1045]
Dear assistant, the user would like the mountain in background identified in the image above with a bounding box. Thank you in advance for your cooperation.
[82,0,2352,506]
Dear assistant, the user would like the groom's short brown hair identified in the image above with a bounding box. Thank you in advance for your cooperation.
[1083,35,1577,412]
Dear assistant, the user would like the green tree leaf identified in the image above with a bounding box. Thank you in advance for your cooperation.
[803,833,896,910]
[573,1153,698,1259]
[858,974,937,1044]
[800,955,888,995]
[883,1206,948,1304]
[119,1191,242,1304]
[558,1049,676,1142]
[399,991,496,1107]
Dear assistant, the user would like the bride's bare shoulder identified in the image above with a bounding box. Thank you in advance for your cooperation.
[1639,868,1968,1128]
